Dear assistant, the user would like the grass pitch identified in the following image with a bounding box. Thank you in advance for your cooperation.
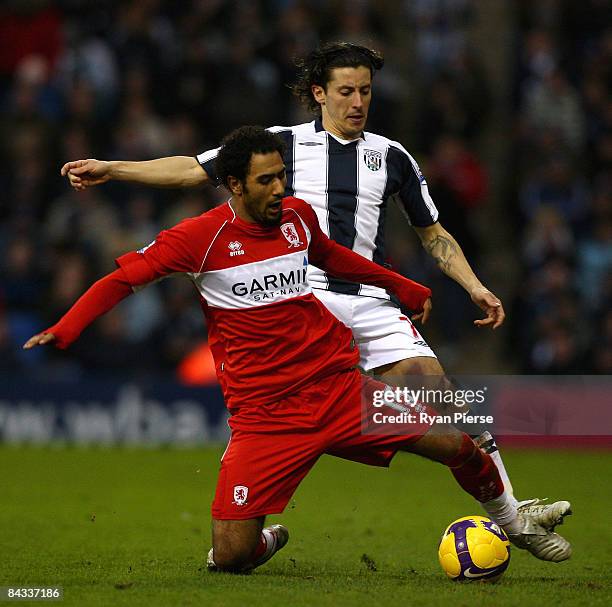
[1,446,611,606]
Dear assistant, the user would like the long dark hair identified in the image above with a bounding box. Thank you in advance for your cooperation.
[290,42,384,114]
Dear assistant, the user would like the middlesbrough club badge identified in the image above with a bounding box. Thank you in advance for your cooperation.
[280,223,303,248]
[233,485,249,506]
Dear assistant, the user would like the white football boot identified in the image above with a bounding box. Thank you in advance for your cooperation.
[207,524,289,573]
[516,498,572,531]
[506,513,571,562]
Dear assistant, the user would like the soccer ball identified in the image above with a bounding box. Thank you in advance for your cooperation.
[438,515,510,582]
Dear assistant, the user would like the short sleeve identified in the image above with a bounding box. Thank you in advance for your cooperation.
[196,147,221,185]
[387,144,439,227]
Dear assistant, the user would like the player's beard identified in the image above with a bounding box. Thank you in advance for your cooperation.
[247,194,283,226]
[260,206,282,227]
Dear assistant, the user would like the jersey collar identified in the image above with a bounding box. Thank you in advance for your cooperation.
[314,117,366,141]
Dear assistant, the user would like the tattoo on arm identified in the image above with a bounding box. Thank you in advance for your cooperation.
[426,235,458,272]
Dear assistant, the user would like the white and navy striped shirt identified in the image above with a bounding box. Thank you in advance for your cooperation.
[196,119,438,300]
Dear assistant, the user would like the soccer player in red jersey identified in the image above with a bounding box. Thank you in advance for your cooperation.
[58,44,575,530]
[27,127,571,571]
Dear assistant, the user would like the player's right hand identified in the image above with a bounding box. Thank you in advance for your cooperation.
[23,332,56,349]
[60,159,111,191]
[411,297,432,324]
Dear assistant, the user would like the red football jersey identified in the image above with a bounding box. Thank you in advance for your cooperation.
[115,197,359,411]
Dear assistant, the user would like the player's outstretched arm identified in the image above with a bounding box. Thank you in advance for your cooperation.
[305,234,430,321]
[413,222,505,329]
[60,156,209,191]
[22,269,134,350]
[293,199,432,317]
[314,240,432,319]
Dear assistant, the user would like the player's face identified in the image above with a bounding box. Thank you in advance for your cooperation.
[242,152,287,226]
[313,65,372,140]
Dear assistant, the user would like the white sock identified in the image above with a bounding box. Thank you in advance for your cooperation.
[475,432,518,508]
[482,490,521,534]
[261,528,276,553]
[489,450,519,507]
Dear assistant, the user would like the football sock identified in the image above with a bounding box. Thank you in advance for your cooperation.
[250,532,270,563]
[473,431,518,507]
[445,433,505,503]
[482,491,521,533]
[248,527,278,568]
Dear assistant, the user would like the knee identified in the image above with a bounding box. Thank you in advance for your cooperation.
[212,536,257,572]
[378,356,445,377]
[211,517,263,572]
[212,546,252,572]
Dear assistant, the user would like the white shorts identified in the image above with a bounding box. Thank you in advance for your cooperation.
[313,289,437,371]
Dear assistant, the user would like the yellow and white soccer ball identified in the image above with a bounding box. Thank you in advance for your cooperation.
[438,515,510,582]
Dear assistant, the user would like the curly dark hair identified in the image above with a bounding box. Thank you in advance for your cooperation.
[215,126,286,188]
[290,42,384,114]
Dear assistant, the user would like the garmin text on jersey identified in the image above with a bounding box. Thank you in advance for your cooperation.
[231,265,308,302]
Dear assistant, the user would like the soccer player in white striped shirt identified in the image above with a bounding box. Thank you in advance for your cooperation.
[61,42,570,528]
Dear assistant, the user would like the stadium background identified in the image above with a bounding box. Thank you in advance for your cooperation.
[1,0,610,444]
[2,0,610,385]
[1,2,611,605]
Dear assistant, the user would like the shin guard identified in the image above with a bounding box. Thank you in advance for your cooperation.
[444,433,504,503]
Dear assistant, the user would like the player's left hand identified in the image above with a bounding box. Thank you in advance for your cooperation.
[411,297,432,324]
[23,332,56,349]
[470,286,505,329]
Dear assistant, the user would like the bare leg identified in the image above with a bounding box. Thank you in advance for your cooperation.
[400,421,464,463]
[375,356,515,500]
[211,517,264,572]
[373,355,443,378]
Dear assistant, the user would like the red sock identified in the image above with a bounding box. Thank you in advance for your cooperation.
[250,533,268,562]
[443,433,504,503]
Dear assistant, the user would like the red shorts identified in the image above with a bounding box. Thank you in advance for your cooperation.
[212,368,433,520]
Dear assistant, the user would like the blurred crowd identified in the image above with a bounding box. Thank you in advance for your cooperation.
[508,0,612,373]
[0,0,607,380]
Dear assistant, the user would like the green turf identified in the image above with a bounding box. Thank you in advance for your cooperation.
[1,446,610,606]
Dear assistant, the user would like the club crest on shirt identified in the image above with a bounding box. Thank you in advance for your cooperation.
[233,485,248,506]
[363,149,382,171]
[280,223,303,248]
[228,241,245,257]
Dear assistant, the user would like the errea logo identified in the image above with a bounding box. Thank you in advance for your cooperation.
[228,241,245,257]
